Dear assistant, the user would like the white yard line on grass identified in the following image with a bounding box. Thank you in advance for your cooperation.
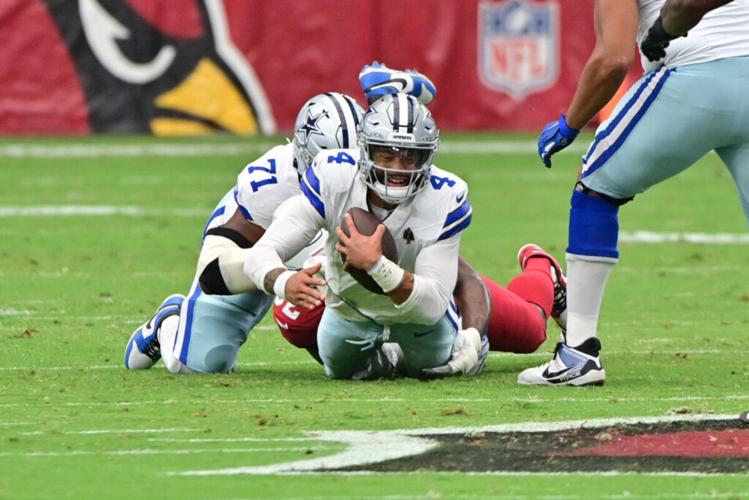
[17,428,199,436]
[0,140,588,158]
[0,447,329,458]
[4,206,748,246]
[0,206,205,217]
[2,394,748,409]
[0,359,314,372]
[148,437,319,443]
[620,230,749,244]
[0,349,726,372]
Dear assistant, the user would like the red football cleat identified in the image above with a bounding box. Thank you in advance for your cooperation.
[517,243,567,330]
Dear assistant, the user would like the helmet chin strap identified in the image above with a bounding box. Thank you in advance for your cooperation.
[372,182,411,205]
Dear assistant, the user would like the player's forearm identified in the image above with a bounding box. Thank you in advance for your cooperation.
[196,235,255,294]
[245,245,287,293]
[386,271,413,304]
[245,196,324,292]
[453,257,490,334]
[390,238,459,324]
[565,53,631,129]
[263,267,291,296]
[660,0,733,35]
[394,274,451,325]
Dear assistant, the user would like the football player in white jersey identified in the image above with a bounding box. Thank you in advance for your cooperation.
[245,93,473,378]
[124,92,364,373]
[525,0,749,386]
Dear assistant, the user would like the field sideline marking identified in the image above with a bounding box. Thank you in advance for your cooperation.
[18,428,199,436]
[3,206,748,245]
[0,140,588,158]
[2,394,747,409]
[148,437,319,443]
[0,348,728,372]
[0,447,330,458]
[171,414,740,476]
[0,359,313,372]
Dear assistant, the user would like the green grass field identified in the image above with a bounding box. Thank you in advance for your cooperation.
[1,134,748,499]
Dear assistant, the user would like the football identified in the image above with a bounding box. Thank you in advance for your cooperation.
[340,207,398,295]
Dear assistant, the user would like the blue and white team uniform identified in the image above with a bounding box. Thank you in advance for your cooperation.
[579,0,749,220]
[520,0,749,387]
[246,148,472,378]
[156,143,323,373]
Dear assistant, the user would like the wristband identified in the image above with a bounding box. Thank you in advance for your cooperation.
[367,256,405,293]
[272,270,295,299]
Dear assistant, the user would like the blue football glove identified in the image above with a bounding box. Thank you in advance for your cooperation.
[359,61,436,105]
[537,114,580,168]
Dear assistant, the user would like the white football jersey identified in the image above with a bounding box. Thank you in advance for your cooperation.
[205,143,324,269]
[300,148,471,324]
[233,143,302,230]
[638,0,749,72]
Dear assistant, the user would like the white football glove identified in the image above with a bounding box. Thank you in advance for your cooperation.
[422,327,483,377]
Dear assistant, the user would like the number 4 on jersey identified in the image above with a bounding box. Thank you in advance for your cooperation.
[430,175,456,190]
[327,152,356,165]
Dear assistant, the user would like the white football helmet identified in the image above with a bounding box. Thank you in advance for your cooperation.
[292,92,364,175]
[358,93,439,205]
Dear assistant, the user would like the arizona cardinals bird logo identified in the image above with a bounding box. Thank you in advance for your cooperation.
[42,0,275,135]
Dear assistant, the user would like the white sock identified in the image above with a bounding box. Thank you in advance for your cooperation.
[564,253,617,348]
[157,315,193,374]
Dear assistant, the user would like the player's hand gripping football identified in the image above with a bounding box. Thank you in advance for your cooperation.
[335,212,384,272]
[422,327,484,377]
[284,262,326,310]
[537,114,580,168]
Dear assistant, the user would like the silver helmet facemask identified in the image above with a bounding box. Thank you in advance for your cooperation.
[291,92,364,176]
[358,93,439,205]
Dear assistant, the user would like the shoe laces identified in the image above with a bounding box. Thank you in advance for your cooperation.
[549,266,567,319]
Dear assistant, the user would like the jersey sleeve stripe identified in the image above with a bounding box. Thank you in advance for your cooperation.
[443,199,471,228]
[202,206,226,236]
[232,188,253,221]
[438,213,472,241]
[303,165,322,196]
[300,179,325,218]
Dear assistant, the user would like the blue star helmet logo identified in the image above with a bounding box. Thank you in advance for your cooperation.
[296,110,328,145]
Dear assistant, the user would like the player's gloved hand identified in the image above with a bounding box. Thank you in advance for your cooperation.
[422,327,483,377]
[537,114,580,168]
[359,61,436,105]
[640,16,679,62]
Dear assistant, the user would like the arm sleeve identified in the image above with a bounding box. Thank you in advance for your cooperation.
[244,195,324,293]
[394,234,460,325]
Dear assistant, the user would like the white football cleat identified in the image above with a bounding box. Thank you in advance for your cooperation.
[124,294,184,369]
[517,337,605,387]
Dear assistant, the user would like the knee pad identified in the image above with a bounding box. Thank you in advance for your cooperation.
[567,187,621,259]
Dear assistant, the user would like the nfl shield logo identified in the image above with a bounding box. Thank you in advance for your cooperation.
[478,0,560,100]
